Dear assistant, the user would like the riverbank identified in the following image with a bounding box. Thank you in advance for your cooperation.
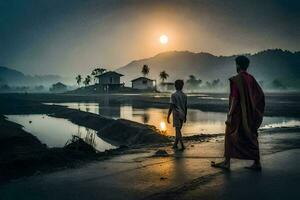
[0,115,101,183]
[1,92,299,186]
[0,112,172,183]
[0,96,170,146]
[0,95,171,183]
[1,92,300,118]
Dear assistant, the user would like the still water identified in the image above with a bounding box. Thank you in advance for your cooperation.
[45,102,300,136]
[6,114,117,152]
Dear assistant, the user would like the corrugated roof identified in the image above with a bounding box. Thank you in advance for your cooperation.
[131,77,155,82]
[95,71,124,77]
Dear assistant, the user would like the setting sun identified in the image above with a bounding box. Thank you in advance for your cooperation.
[160,35,168,44]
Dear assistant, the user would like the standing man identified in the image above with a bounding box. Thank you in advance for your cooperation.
[212,56,265,170]
[167,80,187,150]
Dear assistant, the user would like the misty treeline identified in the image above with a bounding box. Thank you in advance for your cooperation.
[185,77,292,92]
[138,65,225,92]
[0,81,73,93]
[0,76,45,92]
[136,64,292,92]
[183,76,289,92]
[0,73,73,93]
[0,84,44,92]
[0,64,293,93]
[138,65,227,92]
[184,75,224,92]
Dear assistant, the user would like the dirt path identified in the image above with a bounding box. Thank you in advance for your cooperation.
[1,141,299,200]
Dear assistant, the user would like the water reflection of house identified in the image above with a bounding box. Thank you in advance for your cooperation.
[159,82,175,92]
[131,77,156,90]
[95,71,124,92]
[98,97,121,119]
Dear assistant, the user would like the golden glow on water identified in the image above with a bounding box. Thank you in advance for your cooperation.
[45,102,295,136]
[160,121,167,133]
[119,107,226,136]
[45,103,227,136]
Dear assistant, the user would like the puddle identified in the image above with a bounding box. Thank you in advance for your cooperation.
[6,114,117,152]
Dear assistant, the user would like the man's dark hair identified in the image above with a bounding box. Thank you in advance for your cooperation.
[175,79,184,90]
[235,56,250,70]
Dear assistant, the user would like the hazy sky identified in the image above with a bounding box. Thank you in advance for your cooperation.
[1,0,299,76]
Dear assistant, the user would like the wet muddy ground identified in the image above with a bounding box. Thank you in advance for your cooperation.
[0,93,299,199]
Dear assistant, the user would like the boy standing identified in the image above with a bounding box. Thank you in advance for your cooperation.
[167,80,187,150]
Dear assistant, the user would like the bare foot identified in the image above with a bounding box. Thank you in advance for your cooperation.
[178,147,185,151]
[211,161,230,170]
[172,145,178,149]
[245,163,262,171]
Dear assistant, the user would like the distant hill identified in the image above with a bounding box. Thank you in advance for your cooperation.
[0,66,62,86]
[116,49,300,90]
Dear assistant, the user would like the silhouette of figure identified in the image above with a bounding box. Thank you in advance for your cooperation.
[212,56,265,170]
[167,80,187,150]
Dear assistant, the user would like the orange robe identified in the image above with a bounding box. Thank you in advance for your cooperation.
[225,71,265,160]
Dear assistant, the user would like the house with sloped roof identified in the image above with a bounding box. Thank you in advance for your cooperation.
[131,77,156,90]
[159,82,175,92]
[95,71,124,92]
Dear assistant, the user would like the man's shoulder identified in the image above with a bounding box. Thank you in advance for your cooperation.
[230,73,241,84]
[229,74,239,81]
[246,72,255,80]
[231,71,255,79]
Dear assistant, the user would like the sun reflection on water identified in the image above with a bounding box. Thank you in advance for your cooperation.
[160,121,167,133]
[44,102,296,136]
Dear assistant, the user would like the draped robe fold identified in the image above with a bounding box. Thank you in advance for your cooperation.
[225,72,265,160]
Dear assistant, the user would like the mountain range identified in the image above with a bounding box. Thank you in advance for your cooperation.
[1,49,299,90]
[116,49,300,89]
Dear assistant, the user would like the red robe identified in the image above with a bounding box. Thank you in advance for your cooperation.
[225,71,265,160]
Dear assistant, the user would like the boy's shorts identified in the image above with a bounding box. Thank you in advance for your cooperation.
[173,117,183,128]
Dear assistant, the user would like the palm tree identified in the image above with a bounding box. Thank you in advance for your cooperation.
[91,68,106,83]
[141,65,149,77]
[75,75,82,87]
[83,75,91,87]
[186,75,202,92]
[159,71,169,83]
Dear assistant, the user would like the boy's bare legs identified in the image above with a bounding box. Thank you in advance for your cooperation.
[173,138,179,149]
[174,127,185,150]
[172,128,179,148]
[179,139,185,150]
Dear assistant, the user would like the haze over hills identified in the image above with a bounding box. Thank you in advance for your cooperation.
[116,49,300,90]
[0,66,62,87]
